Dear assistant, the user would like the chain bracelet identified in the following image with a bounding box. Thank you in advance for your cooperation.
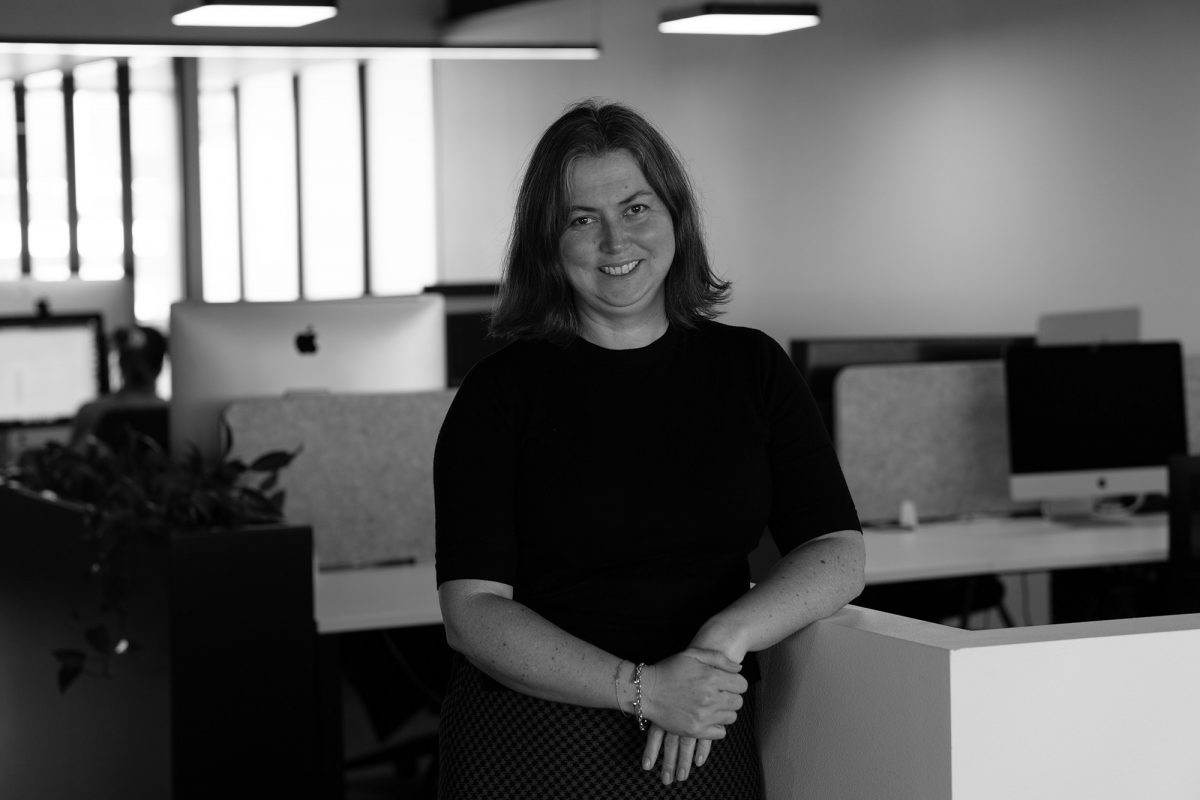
[631,662,648,731]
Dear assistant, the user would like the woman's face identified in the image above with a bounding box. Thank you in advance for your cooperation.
[558,149,675,337]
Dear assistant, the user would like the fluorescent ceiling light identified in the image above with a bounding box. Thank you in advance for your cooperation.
[0,41,600,62]
[659,3,820,35]
[172,1,337,28]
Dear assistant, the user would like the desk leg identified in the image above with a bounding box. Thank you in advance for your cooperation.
[318,632,345,800]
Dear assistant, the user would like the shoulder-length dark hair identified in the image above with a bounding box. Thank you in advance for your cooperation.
[488,99,731,342]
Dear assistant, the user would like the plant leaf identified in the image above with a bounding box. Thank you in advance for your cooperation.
[249,450,296,472]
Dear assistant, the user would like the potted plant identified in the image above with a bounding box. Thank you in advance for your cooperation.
[4,430,297,690]
[0,428,321,799]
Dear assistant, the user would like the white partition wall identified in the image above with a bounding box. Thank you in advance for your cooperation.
[758,607,1200,800]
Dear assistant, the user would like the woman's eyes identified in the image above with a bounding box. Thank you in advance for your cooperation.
[567,204,650,229]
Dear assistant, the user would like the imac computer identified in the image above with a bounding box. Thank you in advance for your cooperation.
[1003,341,1189,514]
[0,278,135,336]
[169,294,447,463]
[0,314,109,428]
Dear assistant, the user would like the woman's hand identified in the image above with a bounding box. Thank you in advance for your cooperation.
[639,648,746,784]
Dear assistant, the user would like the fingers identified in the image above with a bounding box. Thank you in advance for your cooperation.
[642,725,664,772]
[683,649,749,695]
[675,737,697,782]
[685,647,743,674]
[643,728,720,784]
[660,733,679,785]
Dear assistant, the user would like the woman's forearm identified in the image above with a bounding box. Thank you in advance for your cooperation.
[691,530,866,662]
[441,584,631,710]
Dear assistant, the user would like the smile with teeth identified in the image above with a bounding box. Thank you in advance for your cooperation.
[599,259,641,276]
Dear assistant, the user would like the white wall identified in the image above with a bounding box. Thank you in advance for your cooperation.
[435,0,1200,353]
[757,607,1200,799]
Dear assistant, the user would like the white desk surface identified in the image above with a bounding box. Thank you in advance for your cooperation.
[864,512,1168,584]
[313,513,1169,634]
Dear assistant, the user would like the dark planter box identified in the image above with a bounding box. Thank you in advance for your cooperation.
[0,484,318,799]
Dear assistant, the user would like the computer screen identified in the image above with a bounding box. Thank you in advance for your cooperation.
[169,294,447,463]
[790,335,1035,438]
[1004,341,1189,505]
[0,314,109,427]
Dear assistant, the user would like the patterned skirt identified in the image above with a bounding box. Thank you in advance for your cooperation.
[437,654,764,799]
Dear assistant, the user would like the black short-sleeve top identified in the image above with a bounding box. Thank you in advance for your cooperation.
[434,320,861,667]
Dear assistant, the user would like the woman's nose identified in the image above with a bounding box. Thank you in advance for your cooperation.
[599,221,628,253]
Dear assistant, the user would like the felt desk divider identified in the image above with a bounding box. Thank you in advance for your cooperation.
[834,354,1200,525]
[223,389,457,570]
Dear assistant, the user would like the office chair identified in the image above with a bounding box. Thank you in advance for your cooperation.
[341,625,453,798]
[1167,454,1200,614]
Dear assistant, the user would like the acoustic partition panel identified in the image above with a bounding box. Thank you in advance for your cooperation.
[834,361,1032,524]
[224,390,456,570]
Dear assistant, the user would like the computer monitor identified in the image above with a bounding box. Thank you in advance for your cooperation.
[0,314,109,428]
[1003,341,1189,507]
[169,294,447,463]
[0,278,135,336]
[790,335,1035,438]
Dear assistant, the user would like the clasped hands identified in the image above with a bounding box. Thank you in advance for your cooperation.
[638,647,748,786]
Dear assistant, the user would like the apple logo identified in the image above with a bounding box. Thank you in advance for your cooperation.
[295,325,318,355]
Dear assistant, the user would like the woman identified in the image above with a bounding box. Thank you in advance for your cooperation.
[434,99,864,798]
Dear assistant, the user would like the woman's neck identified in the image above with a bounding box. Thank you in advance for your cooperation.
[578,316,669,350]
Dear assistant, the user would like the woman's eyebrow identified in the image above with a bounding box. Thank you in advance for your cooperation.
[568,189,655,214]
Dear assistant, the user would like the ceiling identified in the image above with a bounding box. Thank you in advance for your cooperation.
[0,0,589,83]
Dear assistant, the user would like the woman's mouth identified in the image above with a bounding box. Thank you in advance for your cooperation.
[598,259,641,276]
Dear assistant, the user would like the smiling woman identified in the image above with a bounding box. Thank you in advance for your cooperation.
[431,99,866,799]
[558,150,676,347]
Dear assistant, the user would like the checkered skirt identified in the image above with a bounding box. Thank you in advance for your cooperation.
[437,654,764,799]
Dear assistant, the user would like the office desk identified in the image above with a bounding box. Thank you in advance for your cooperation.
[313,514,1170,631]
[316,563,440,633]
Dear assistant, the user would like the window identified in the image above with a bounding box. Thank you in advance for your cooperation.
[23,70,69,281]
[73,60,124,281]
[198,88,240,303]
[0,80,19,281]
[1,58,183,328]
[195,56,437,303]
[5,54,438,321]
[299,60,364,300]
[129,57,183,325]
[238,70,300,301]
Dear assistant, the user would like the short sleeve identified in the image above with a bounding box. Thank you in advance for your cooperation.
[433,354,522,587]
[757,332,862,555]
